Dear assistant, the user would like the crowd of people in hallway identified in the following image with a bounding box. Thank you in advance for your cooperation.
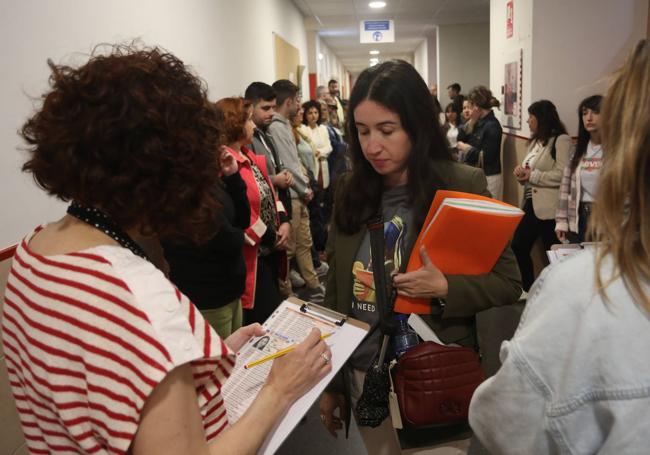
[438,82,505,200]
[437,80,606,298]
[2,37,650,454]
[169,77,351,332]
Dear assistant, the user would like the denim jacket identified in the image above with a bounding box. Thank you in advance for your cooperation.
[469,249,650,454]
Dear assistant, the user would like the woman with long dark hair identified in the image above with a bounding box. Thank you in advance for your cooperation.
[318,60,521,453]
[511,100,573,293]
[443,102,462,160]
[555,95,604,243]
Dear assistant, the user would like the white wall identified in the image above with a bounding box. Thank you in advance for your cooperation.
[315,37,350,98]
[427,29,439,91]
[532,0,648,135]
[438,23,490,107]
[491,0,648,137]
[490,0,534,137]
[413,38,428,85]
[0,0,309,247]
[413,29,439,91]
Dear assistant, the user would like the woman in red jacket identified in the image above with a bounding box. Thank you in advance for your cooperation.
[215,97,291,324]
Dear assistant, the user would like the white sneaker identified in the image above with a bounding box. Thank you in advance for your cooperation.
[314,261,329,276]
[306,284,326,303]
[289,269,306,288]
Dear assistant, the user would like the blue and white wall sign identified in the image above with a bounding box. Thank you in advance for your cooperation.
[360,19,395,43]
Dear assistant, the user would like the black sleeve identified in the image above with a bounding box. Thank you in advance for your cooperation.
[277,187,292,222]
[209,198,245,254]
[464,122,502,166]
[465,146,479,166]
[479,122,503,165]
[261,224,277,248]
[457,123,470,143]
[223,171,251,230]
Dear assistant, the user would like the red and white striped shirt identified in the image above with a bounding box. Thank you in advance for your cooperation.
[2,228,235,454]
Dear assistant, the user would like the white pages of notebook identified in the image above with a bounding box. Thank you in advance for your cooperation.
[421,198,524,238]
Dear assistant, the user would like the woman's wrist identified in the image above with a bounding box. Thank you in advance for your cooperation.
[261,381,295,412]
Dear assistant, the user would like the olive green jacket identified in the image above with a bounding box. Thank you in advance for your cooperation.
[324,160,522,348]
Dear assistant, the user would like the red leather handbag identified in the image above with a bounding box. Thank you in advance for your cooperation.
[392,341,485,428]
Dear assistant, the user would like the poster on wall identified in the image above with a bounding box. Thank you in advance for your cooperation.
[506,0,514,38]
[503,49,522,129]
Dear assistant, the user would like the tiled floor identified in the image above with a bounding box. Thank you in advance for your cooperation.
[277,402,490,455]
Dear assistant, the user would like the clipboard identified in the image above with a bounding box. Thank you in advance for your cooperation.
[222,297,369,455]
[299,300,347,325]
[547,242,595,264]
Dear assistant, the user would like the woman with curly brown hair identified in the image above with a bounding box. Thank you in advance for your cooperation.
[1,44,330,454]
[215,97,291,325]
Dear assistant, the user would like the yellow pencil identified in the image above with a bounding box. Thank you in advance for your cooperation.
[244,332,333,369]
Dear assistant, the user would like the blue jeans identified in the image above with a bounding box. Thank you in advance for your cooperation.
[567,202,593,244]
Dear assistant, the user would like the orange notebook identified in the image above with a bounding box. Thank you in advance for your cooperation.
[394,190,523,314]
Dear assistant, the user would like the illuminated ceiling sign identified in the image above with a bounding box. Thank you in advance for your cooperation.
[360,20,395,43]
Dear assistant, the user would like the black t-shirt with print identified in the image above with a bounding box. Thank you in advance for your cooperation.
[349,185,413,370]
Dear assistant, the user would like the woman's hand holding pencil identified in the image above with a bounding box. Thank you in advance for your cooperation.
[262,329,333,403]
[245,332,333,369]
